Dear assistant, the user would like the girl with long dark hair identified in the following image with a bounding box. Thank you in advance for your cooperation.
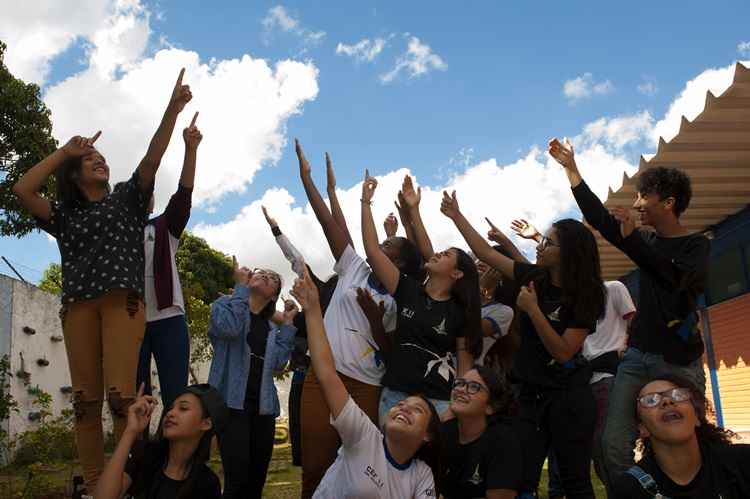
[611,375,750,498]
[12,69,193,491]
[291,268,442,498]
[440,364,522,498]
[208,260,296,498]
[360,172,482,423]
[295,141,423,496]
[441,190,606,498]
[94,383,227,499]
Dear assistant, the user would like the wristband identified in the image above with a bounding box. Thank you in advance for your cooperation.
[360,199,372,205]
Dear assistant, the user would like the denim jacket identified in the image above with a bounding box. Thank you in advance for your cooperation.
[207,285,295,414]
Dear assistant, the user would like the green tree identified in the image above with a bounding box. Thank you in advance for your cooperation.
[0,40,58,237]
[37,263,61,295]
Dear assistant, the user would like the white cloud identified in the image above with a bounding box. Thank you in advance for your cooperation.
[637,79,658,96]
[651,63,738,143]
[336,38,387,63]
[563,73,614,102]
[194,113,645,290]
[380,36,447,84]
[738,41,750,56]
[262,5,326,49]
[0,0,111,84]
[578,111,654,151]
[13,1,319,212]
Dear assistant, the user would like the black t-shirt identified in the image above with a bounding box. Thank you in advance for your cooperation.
[572,180,709,365]
[512,262,595,389]
[611,444,750,499]
[124,442,221,499]
[440,418,522,498]
[245,311,270,408]
[36,170,153,304]
[381,274,464,400]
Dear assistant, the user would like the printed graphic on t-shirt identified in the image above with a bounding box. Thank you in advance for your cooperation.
[365,465,384,489]
[402,343,456,382]
[433,318,448,336]
[547,306,561,322]
[468,464,483,486]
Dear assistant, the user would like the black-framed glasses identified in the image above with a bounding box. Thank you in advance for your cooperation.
[252,268,282,286]
[539,235,559,249]
[637,387,692,408]
[452,378,486,395]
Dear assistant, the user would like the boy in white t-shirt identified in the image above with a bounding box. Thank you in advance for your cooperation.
[291,268,440,499]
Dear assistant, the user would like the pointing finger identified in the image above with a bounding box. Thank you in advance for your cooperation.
[90,130,102,144]
[175,67,185,87]
[485,217,499,230]
[190,111,199,127]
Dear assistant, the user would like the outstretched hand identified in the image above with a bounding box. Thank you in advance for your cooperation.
[62,131,101,158]
[548,138,576,169]
[510,218,541,241]
[125,383,157,435]
[362,169,378,203]
[295,139,311,176]
[356,287,386,324]
[290,267,320,311]
[182,112,202,150]
[232,255,251,286]
[281,296,299,325]
[169,68,192,114]
[400,175,421,209]
[262,205,278,229]
[611,206,635,238]
[440,190,461,220]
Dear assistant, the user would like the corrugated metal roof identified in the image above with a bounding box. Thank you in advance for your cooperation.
[592,62,750,280]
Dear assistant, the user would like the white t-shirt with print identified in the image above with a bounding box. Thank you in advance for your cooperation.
[583,280,636,384]
[324,245,398,386]
[314,397,436,499]
[478,302,514,365]
[143,224,184,322]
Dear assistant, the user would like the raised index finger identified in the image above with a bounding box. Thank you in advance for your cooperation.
[485,217,499,230]
[90,130,102,144]
[175,68,185,87]
[190,111,199,127]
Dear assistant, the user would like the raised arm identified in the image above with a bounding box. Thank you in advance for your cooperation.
[13,132,101,221]
[291,268,349,418]
[361,171,400,294]
[296,139,350,261]
[383,212,398,238]
[326,152,354,246]
[137,68,192,192]
[356,288,391,355]
[163,112,201,238]
[263,206,306,278]
[440,190,515,279]
[401,175,435,260]
[487,217,529,264]
[394,192,418,243]
[94,384,155,499]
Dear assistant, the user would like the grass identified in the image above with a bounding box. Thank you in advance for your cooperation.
[0,445,608,498]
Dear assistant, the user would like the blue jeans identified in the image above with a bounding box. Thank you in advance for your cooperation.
[378,387,450,427]
[601,346,705,483]
[136,314,190,409]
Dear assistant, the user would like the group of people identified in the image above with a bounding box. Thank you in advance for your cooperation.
[12,68,750,499]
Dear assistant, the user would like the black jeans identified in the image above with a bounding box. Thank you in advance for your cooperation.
[515,384,596,499]
[218,407,276,499]
[289,370,305,466]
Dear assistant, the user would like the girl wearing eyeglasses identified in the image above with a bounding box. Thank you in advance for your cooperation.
[440,365,521,499]
[610,375,750,499]
[207,262,297,498]
[440,191,606,499]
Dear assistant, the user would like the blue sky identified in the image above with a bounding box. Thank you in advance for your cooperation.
[1,0,749,285]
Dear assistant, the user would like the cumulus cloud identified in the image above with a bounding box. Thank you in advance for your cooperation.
[0,0,111,84]
[637,78,658,96]
[336,38,387,63]
[738,41,750,57]
[578,111,655,151]
[194,114,646,292]
[563,73,614,102]
[262,5,325,50]
[5,0,320,212]
[651,63,738,143]
[380,36,447,84]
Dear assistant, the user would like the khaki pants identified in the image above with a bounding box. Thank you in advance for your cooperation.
[61,289,145,490]
[300,369,381,498]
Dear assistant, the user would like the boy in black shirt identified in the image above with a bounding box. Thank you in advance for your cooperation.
[549,138,710,486]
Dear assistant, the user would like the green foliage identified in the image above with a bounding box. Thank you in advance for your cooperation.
[176,232,233,370]
[0,355,19,463]
[37,263,61,295]
[14,388,76,466]
[0,40,58,237]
